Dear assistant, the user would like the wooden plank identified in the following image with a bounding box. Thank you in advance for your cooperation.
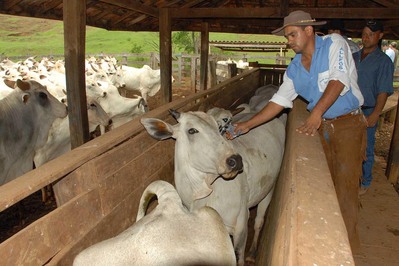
[48,161,174,266]
[63,0,90,148]
[54,129,174,206]
[99,0,158,17]
[170,7,399,19]
[0,189,102,266]
[98,141,174,214]
[256,99,354,265]
[53,161,97,206]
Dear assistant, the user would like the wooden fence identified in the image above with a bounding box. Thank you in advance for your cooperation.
[1,53,292,90]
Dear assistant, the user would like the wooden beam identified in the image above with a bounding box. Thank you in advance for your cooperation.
[302,7,399,19]
[159,8,172,104]
[170,7,279,18]
[63,0,90,148]
[99,0,158,17]
[280,0,290,16]
[3,0,21,10]
[199,22,209,91]
[169,7,399,19]
[370,0,399,8]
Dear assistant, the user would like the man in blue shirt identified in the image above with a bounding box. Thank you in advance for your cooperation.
[353,21,394,195]
[233,10,367,250]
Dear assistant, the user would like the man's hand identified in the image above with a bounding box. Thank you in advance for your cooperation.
[296,113,322,136]
[226,122,249,140]
[366,112,379,128]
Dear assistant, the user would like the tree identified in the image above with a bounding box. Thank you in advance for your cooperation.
[172,31,200,53]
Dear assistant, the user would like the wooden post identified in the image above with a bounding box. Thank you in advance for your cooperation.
[386,100,399,184]
[178,55,183,85]
[191,56,196,91]
[208,60,217,88]
[63,0,90,148]
[159,8,172,104]
[199,22,210,91]
[227,63,237,78]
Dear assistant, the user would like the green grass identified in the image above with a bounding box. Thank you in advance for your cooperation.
[0,14,287,59]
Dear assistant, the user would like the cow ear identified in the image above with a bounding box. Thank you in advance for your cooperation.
[16,79,30,91]
[3,79,16,89]
[141,118,173,140]
[21,93,30,104]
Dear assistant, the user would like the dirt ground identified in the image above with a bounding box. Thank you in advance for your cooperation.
[354,121,399,266]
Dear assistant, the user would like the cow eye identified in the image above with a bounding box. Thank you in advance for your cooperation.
[188,128,199,134]
[39,92,48,100]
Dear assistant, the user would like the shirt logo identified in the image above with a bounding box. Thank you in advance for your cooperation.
[338,47,344,71]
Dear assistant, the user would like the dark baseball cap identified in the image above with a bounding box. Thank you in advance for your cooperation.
[365,20,383,32]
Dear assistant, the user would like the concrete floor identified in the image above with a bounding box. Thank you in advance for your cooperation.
[354,156,399,266]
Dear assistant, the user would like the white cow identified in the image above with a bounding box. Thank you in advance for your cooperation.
[0,79,15,99]
[0,79,67,185]
[95,82,148,128]
[120,65,161,101]
[141,103,286,265]
[34,98,111,167]
[248,84,279,113]
[73,180,236,266]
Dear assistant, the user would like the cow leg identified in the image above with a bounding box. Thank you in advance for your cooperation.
[233,207,249,266]
[246,189,274,262]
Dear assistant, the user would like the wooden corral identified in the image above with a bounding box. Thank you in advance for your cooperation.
[0,68,353,265]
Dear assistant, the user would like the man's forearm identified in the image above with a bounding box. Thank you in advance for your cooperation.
[373,93,389,115]
[312,80,345,117]
[246,102,285,130]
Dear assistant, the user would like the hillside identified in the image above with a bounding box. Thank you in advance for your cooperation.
[0,14,285,58]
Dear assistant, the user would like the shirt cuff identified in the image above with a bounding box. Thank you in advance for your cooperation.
[270,94,293,108]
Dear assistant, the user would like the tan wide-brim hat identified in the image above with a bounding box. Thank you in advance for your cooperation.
[272,10,326,36]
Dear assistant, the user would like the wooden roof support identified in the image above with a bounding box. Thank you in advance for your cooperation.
[199,22,209,92]
[168,7,399,19]
[159,8,172,104]
[99,0,158,17]
[63,0,90,148]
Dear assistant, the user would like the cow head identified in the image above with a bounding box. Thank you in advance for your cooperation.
[141,110,243,200]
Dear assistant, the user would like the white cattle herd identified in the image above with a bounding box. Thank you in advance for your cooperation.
[0,55,162,185]
[1,55,285,265]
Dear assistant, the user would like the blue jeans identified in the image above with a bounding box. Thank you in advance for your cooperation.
[361,108,377,188]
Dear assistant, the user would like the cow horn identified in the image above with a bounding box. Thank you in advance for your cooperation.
[169,109,180,120]
[90,63,98,72]
[231,107,246,116]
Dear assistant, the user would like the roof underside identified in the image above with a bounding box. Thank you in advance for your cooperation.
[1,0,399,39]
